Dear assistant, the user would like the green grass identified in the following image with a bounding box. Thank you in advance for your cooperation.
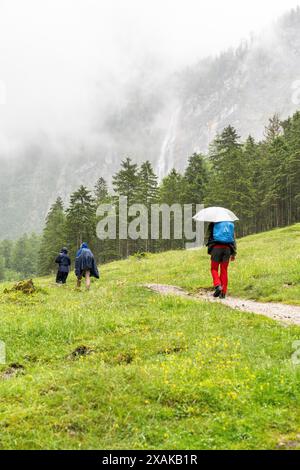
[103,223,300,304]
[0,225,300,449]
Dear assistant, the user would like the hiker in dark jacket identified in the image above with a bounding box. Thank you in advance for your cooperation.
[206,222,237,299]
[55,247,71,284]
[75,242,99,290]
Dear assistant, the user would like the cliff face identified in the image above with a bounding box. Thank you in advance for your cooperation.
[163,9,300,172]
[1,8,300,238]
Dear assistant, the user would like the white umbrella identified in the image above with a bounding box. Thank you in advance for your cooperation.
[193,206,239,222]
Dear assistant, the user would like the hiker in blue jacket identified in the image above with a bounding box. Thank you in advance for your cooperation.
[75,242,99,290]
[55,247,71,284]
[206,221,237,299]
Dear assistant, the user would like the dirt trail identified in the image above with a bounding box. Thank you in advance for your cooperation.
[145,284,300,326]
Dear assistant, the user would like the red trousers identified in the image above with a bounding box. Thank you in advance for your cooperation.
[211,260,229,294]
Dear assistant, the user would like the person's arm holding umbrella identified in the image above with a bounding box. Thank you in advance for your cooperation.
[206,222,215,255]
[230,237,237,261]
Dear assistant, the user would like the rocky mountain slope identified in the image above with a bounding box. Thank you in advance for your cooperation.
[1,8,300,238]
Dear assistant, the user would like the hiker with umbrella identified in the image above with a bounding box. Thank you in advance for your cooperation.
[193,207,238,299]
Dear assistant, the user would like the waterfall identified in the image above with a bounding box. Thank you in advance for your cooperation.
[157,105,181,180]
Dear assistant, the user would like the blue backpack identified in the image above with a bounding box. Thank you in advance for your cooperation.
[213,221,235,243]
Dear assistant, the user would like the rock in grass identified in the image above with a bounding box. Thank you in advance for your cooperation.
[68,345,94,359]
[116,352,133,365]
[4,279,36,295]
[1,363,25,380]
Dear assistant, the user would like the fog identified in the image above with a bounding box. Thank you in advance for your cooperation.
[0,0,299,158]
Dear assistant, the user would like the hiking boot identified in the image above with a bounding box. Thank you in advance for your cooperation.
[213,285,222,297]
[219,292,226,299]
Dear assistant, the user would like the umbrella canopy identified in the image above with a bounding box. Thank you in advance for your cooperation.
[193,206,239,223]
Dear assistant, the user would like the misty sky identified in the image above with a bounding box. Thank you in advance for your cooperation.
[0,0,300,155]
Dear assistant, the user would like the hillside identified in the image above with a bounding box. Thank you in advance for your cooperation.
[0,226,300,449]
[2,8,300,238]
[168,8,300,171]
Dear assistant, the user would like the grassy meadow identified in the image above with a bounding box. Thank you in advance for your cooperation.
[0,225,300,449]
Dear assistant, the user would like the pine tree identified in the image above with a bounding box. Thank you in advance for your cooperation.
[159,169,185,250]
[209,125,242,173]
[94,177,109,203]
[242,135,263,233]
[137,161,158,205]
[112,158,140,257]
[66,186,96,256]
[27,233,41,276]
[206,126,242,207]
[0,239,13,269]
[264,114,282,142]
[38,197,66,275]
[261,115,287,229]
[11,234,40,278]
[281,112,300,225]
[183,153,209,206]
[137,161,158,252]
[206,126,254,235]
[11,234,28,275]
[159,169,185,205]
[112,158,139,204]
[94,180,118,264]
